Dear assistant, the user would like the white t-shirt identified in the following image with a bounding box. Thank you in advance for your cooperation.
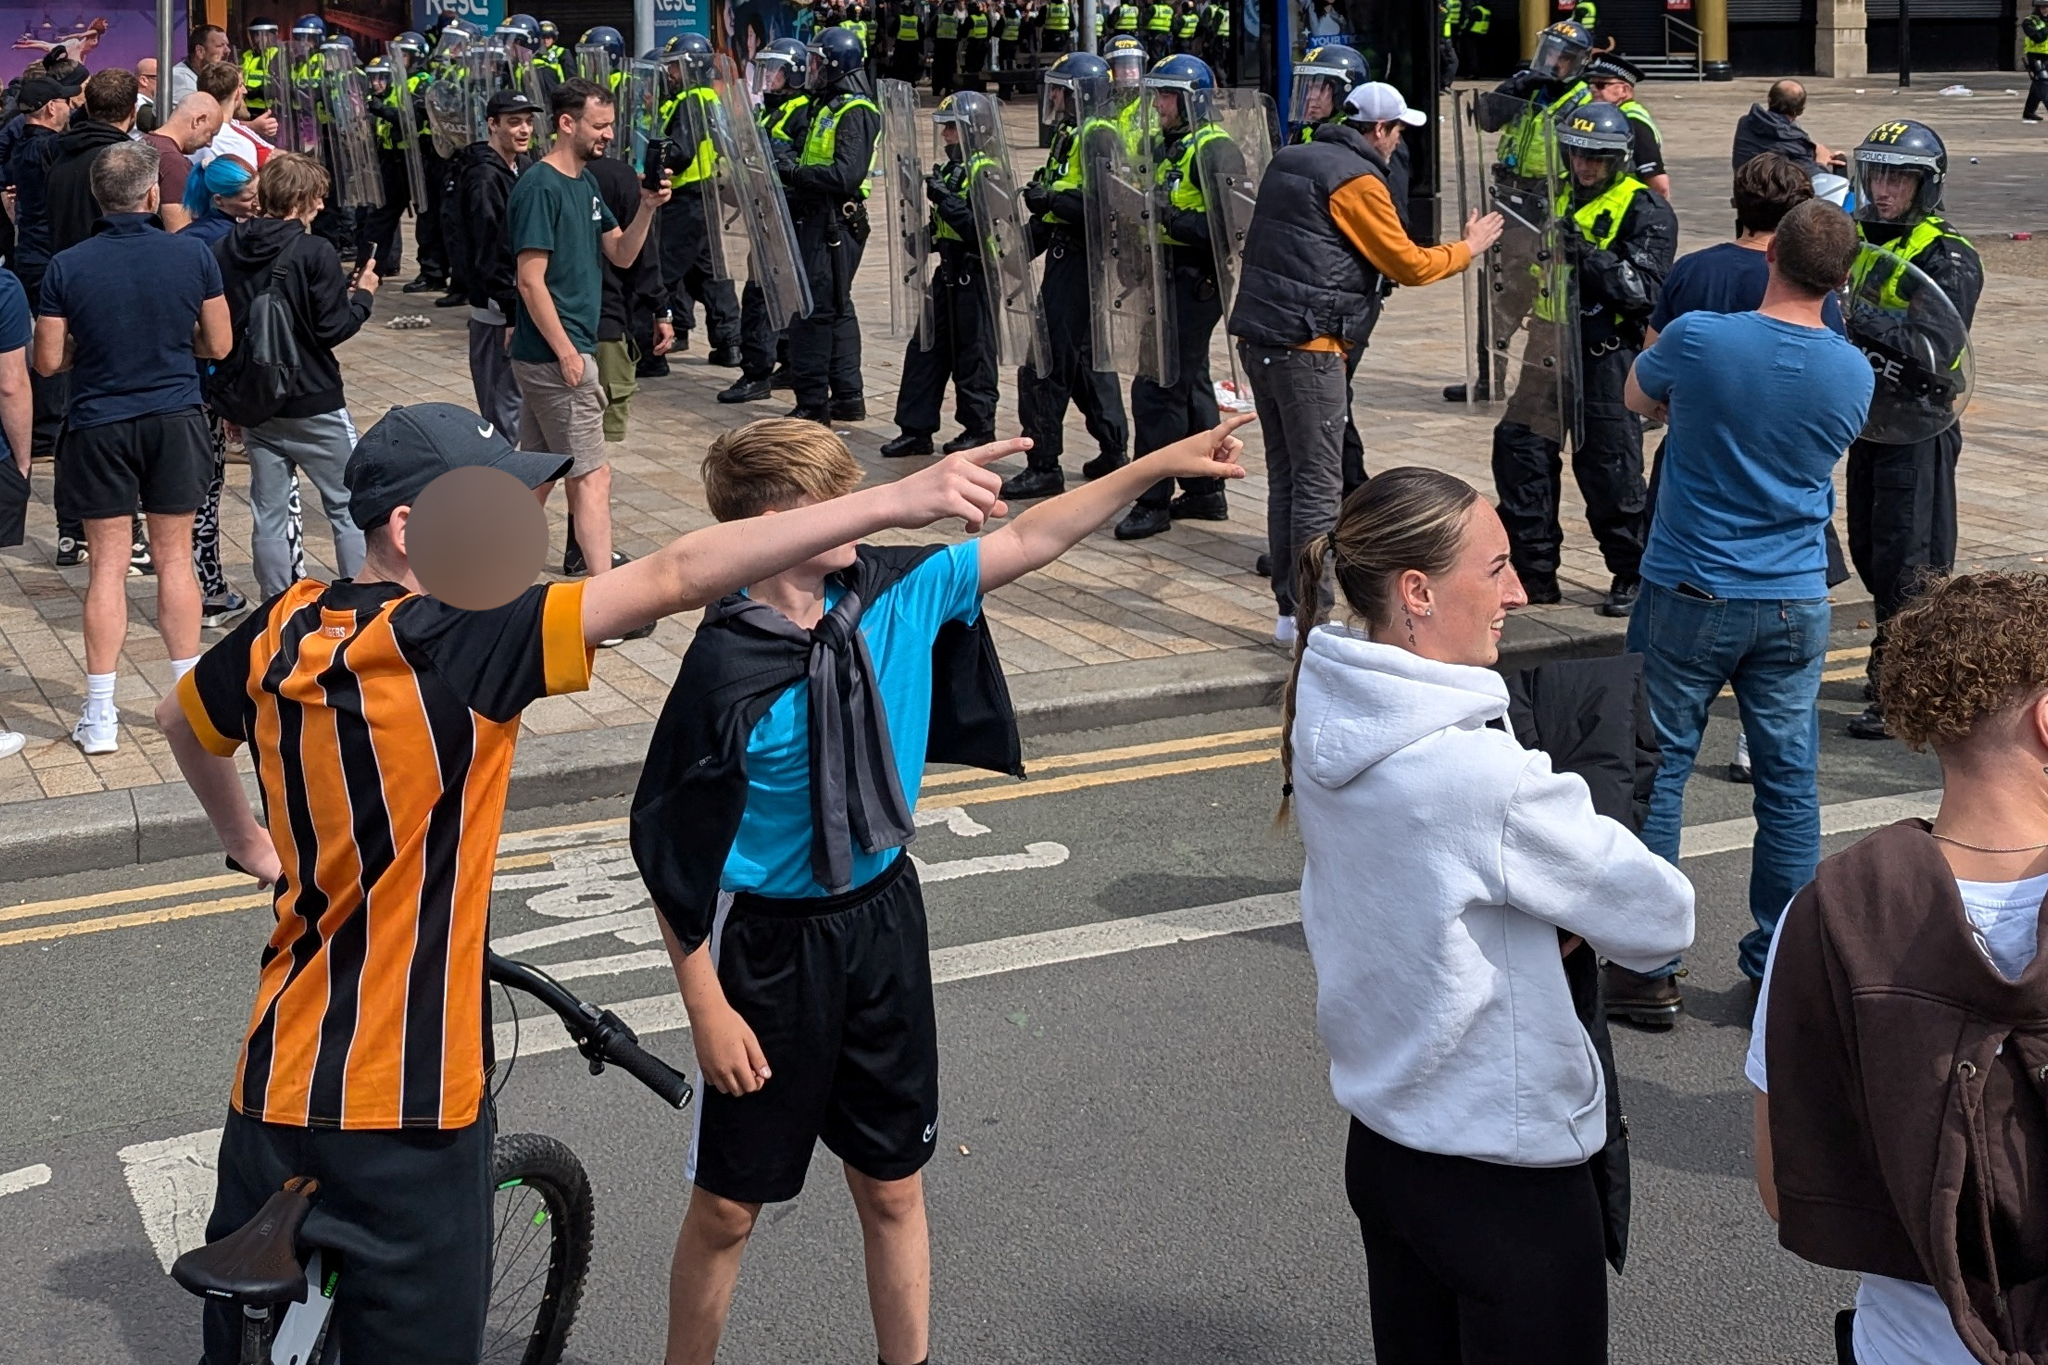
[197,121,274,173]
[1747,872,2048,1365]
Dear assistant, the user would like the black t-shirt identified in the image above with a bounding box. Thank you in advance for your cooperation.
[1628,116,1664,180]
[1649,241,1845,336]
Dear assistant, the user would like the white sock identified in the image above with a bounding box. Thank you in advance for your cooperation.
[1734,730,1751,767]
[169,656,200,682]
[85,672,117,717]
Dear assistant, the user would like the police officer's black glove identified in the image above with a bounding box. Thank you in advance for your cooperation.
[925,172,949,205]
[1021,182,1052,215]
[1498,67,1547,100]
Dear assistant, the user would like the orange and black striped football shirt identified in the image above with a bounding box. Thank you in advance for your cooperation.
[176,577,592,1131]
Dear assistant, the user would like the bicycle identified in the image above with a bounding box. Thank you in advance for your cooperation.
[169,951,694,1365]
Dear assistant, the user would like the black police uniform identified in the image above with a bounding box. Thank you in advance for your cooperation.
[357,82,412,277]
[1490,172,1675,595]
[783,85,882,418]
[661,90,744,363]
[725,88,813,397]
[1011,119,1129,490]
[891,151,999,443]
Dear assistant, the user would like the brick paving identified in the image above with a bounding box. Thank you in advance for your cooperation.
[2,73,2044,801]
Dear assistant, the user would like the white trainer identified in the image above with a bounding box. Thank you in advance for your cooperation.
[0,730,25,760]
[1274,615,1298,646]
[72,707,118,755]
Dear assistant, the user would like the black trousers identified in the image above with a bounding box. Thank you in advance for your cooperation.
[737,277,789,380]
[1345,1119,1609,1365]
[998,38,1019,67]
[1133,265,1223,510]
[959,39,989,90]
[661,192,742,349]
[1018,240,1128,471]
[356,154,410,275]
[1340,339,1367,493]
[440,161,468,295]
[1846,424,1961,684]
[1043,28,1072,52]
[415,144,448,280]
[932,39,958,92]
[1491,342,1647,583]
[891,43,924,82]
[2027,57,2048,120]
[788,208,868,409]
[894,257,999,437]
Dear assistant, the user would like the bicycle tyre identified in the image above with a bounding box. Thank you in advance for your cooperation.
[485,1132,594,1365]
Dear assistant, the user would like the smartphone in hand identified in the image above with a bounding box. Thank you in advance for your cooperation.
[643,138,671,192]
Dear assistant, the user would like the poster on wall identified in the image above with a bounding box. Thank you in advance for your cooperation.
[710,0,817,63]
[655,0,710,51]
[0,0,183,80]
[411,0,504,35]
[1277,0,1418,136]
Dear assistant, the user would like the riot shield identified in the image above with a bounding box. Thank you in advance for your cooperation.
[700,56,813,331]
[614,58,665,168]
[423,60,475,157]
[1081,96,1175,387]
[878,78,934,350]
[947,93,1048,373]
[273,47,322,158]
[317,45,385,210]
[387,48,430,210]
[1192,89,1271,394]
[520,61,555,152]
[1844,246,1974,445]
[575,43,617,88]
[1454,88,1575,448]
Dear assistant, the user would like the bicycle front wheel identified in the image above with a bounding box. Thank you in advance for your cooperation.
[486,1132,594,1365]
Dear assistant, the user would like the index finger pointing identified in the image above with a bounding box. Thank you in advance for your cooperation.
[956,436,1033,466]
[1213,412,1258,441]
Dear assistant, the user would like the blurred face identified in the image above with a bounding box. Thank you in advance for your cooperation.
[1867,165,1919,221]
[490,111,536,155]
[1397,502,1526,667]
[560,99,616,160]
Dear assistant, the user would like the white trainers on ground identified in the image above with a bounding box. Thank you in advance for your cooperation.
[1275,615,1298,646]
[0,730,25,760]
[72,706,118,755]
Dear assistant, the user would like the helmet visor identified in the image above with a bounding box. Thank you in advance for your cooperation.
[749,54,790,94]
[1042,76,1073,127]
[1106,47,1143,90]
[1288,68,1343,126]
[1850,156,1938,225]
[1531,29,1589,82]
[1562,144,1625,193]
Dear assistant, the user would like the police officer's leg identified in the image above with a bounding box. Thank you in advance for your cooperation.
[415,145,448,281]
[826,225,868,406]
[786,216,837,414]
[951,262,1000,439]
[2028,58,2048,119]
[1129,269,1221,518]
[1065,259,1130,470]
[691,212,743,354]
[439,167,467,296]
[663,196,704,345]
[736,277,776,380]
[368,161,408,276]
[1017,252,1078,476]
[892,275,954,437]
[1848,426,1960,700]
[1340,341,1366,492]
[1570,344,1649,581]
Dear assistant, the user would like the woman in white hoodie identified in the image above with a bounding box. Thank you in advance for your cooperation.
[1283,467,1696,1364]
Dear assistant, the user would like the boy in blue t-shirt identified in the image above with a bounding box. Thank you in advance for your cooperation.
[649,414,1250,1365]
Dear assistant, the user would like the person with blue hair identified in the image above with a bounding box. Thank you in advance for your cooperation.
[182,155,258,245]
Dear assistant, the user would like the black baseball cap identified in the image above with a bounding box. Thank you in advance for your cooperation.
[486,89,545,118]
[346,403,569,530]
[17,69,82,108]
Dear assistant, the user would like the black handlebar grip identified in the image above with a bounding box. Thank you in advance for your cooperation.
[604,1034,695,1109]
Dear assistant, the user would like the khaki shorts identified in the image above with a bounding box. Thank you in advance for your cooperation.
[595,338,639,444]
[511,355,608,477]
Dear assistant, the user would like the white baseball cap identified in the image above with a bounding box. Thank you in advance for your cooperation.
[1344,81,1427,127]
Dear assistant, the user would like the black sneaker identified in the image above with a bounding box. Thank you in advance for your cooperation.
[999,467,1064,500]
[1728,756,1753,784]
[129,531,154,577]
[717,376,772,404]
[562,545,630,577]
[1597,574,1641,618]
[1603,962,1683,1029]
[1114,505,1171,541]
[879,431,935,458]
[787,405,832,426]
[635,356,671,378]
[942,430,994,455]
[434,290,468,308]
[1846,703,1891,740]
[829,397,868,423]
[1442,381,1489,402]
[708,345,744,368]
[55,535,87,567]
[1168,489,1229,521]
[1254,553,1270,578]
[1081,451,1128,481]
[599,619,657,647]
[202,591,251,629]
[768,366,796,391]
[400,275,447,294]
[1522,574,1562,605]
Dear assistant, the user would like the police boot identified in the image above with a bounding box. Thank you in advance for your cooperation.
[769,365,796,390]
[1081,450,1128,481]
[1114,505,1172,540]
[1441,381,1489,403]
[942,430,994,454]
[401,273,446,293]
[999,467,1064,500]
[718,375,773,404]
[880,431,936,458]
[1521,572,1562,605]
[830,397,869,422]
[787,405,834,426]
[1168,489,1229,521]
[434,288,467,308]
[1846,702,1891,740]
[708,345,744,368]
[1597,574,1640,618]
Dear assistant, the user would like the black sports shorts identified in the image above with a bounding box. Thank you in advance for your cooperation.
[55,405,210,521]
[199,1108,493,1364]
[690,854,940,1204]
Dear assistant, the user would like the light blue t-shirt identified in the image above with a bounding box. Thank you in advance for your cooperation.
[721,541,984,899]
[1634,310,1874,600]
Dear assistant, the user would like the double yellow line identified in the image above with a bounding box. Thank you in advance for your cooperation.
[0,728,1282,949]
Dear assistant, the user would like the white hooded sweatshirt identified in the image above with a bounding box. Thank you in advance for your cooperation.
[1291,625,1696,1168]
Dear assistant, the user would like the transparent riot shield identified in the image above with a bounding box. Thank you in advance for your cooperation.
[947,93,1047,373]
[879,78,934,349]
[700,55,814,331]
[1843,246,1974,445]
[1454,88,1575,448]
[274,47,322,158]
[519,61,555,152]
[1193,89,1272,394]
[387,48,430,210]
[317,45,385,210]
[1081,96,1175,387]
[614,58,665,168]
[575,43,617,88]
[423,60,475,157]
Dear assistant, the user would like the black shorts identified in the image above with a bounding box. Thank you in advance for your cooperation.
[690,855,940,1203]
[55,405,210,521]
[200,1108,493,1364]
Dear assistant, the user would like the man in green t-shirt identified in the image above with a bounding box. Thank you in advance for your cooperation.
[508,76,668,620]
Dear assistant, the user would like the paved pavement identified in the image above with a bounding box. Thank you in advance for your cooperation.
[0,71,2042,817]
[0,663,1947,1362]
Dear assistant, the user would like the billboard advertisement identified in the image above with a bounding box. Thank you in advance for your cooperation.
[1,2,184,80]
[656,0,710,50]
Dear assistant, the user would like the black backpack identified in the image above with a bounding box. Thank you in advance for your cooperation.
[206,234,306,427]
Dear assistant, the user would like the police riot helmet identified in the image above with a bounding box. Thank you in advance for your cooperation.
[1555,99,1632,191]
[1042,50,1109,127]
[1849,119,1947,226]
[364,56,393,87]
[935,89,1001,147]
[538,19,559,40]
[291,14,326,50]
[325,34,358,55]
[808,25,867,91]
[1142,53,1215,127]
[1103,33,1147,92]
[578,25,626,63]
[1529,20,1592,83]
[391,30,428,59]
[248,18,280,48]
[497,14,540,50]
[1288,43,1370,127]
[662,30,717,86]
[751,37,811,94]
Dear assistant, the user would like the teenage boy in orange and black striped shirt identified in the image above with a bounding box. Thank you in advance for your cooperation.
[157,401,1019,1364]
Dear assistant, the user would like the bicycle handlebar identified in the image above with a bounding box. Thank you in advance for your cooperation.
[486,952,695,1110]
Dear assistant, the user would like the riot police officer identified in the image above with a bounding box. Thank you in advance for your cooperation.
[658,33,744,368]
[719,39,814,404]
[1115,54,1237,540]
[359,58,411,279]
[2025,0,2048,121]
[1583,52,1667,197]
[1841,119,1982,738]
[1490,100,1674,613]
[782,26,881,423]
[1145,0,1175,62]
[961,1,992,91]
[241,19,280,118]
[891,2,926,81]
[1001,52,1129,497]
[391,31,451,295]
[534,19,567,79]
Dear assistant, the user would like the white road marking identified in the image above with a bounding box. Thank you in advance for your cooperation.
[0,1163,51,1198]
[914,841,1070,883]
[1680,789,1941,860]
[539,949,672,982]
[495,891,1303,1059]
[915,806,991,837]
[118,1128,224,1272]
[492,908,656,954]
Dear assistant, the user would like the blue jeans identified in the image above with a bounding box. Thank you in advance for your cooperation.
[1626,581,1830,979]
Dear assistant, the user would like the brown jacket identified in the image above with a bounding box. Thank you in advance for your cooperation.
[1767,820,2048,1365]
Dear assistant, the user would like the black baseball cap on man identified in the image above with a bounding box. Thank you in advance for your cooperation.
[485,88,544,118]
[18,68,83,108]
[346,403,569,530]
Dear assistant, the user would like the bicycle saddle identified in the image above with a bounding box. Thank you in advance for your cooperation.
[171,1176,319,1306]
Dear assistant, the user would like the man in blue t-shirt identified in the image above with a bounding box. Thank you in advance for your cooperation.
[1648,151,1843,342]
[0,264,32,761]
[1619,199,1872,1020]
[33,139,231,756]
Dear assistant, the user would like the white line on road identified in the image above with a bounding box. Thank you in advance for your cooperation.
[1679,789,1941,860]
[0,1163,51,1198]
[118,1128,224,1273]
[915,841,1070,883]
